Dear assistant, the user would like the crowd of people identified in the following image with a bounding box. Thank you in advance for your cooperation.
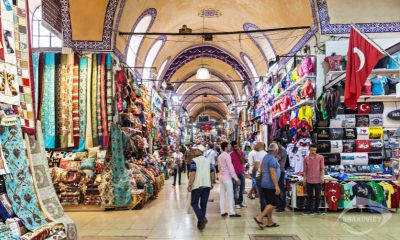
[165,139,324,231]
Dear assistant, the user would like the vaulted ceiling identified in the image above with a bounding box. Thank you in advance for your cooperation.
[64,0,317,122]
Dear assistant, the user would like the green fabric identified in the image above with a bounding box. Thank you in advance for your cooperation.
[367,181,385,203]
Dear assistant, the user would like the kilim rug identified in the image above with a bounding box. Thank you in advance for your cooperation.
[110,124,132,207]
[99,149,114,208]
[72,53,79,148]
[75,56,88,152]
[27,121,77,240]
[249,235,302,240]
[105,54,113,136]
[99,54,108,147]
[85,55,93,149]
[0,117,47,231]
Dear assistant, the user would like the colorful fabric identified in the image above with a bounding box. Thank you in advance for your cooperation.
[20,224,51,240]
[72,54,79,148]
[0,118,47,231]
[54,53,61,148]
[41,53,56,149]
[75,57,88,152]
[85,56,93,149]
[106,54,113,132]
[91,54,99,146]
[99,150,114,208]
[96,54,103,146]
[110,124,132,207]
[59,54,74,148]
[28,121,77,240]
[32,53,40,117]
[100,54,108,147]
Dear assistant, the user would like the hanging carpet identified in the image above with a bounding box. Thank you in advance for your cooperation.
[75,56,88,152]
[41,53,56,149]
[91,54,99,147]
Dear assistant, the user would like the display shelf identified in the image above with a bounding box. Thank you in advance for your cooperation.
[273,74,316,102]
[272,99,314,119]
[339,94,399,102]
[324,69,400,90]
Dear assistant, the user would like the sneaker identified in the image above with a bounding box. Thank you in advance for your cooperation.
[303,211,314,215]
[235,205,242,209]
[229,214,241,217]
[197,220,206,230]
[221,213,228,217]
[240,204,247,208]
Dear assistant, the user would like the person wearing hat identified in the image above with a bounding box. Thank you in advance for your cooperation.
[187,145,215,230]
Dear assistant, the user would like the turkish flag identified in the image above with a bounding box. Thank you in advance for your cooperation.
[344,26,384,109]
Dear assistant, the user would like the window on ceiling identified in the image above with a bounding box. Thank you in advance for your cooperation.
[32,6,62,49]
[126,14,153,68]
[241,52,259,82]
[244,23,276,62]
[142,36,166,88]
[157,57,169,80]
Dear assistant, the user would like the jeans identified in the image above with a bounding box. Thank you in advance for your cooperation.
[233,173,245,205]
[306,183,321,212]
[191,187,211,221]
[187,165,191,179]
[256,178,266,212]
[173,167,181,185]
[278,171,286,210]
[220,179,235,215]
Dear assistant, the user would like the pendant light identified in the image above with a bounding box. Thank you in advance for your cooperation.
[196,13,210,80]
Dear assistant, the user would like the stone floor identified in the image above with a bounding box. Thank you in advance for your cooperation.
[68,174,400,240]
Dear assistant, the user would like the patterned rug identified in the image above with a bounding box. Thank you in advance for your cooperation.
[249,235,302,240]
[27,121,77,239]
[0,118,47,231]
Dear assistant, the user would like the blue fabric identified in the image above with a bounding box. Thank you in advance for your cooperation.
[388,52,400,69]
[42,53,56,149]
[261,154,281,189]
[110,124,132,207]
[190,187,210,221]
[32,53,40,117]
[74,57,88,152]
[0,120,47,230]
[371,76,388,95]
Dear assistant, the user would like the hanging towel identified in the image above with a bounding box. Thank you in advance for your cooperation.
[91,54,99,147]
[85,56,93,149]
[72,54,80,148]
[75,57,88,152]
[41,53,56,149]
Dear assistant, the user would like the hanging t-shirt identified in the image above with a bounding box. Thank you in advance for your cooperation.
[390,184,400,208]
[356,140,371,153]
[366,181,385,205]
[330,141,343,153]
[343,140,356,153]
[369,114,383,127]
[339,182,356,209]
[324,55,343,71]
[352,182,375,206]
[325,182,343,211]
[298,105,313,127]
[371,76,388,95]
[356,115,369,128]
[378,182,395,208]
[293,138,312,172]
[369,127,383,139]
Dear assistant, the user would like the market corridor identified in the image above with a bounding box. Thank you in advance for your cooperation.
[68,177,400,240]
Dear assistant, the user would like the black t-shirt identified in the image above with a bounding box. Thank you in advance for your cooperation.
[317,128,331,140]
[317,141,331,153]
[370,102,384,114]
[343,140,356,153]
[356,115,369,127]
[344,128,357,140]
[330,128,344,140]
[352,182,375,206]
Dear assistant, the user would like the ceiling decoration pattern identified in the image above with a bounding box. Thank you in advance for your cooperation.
[181,87,233,106]
[317,0,400,34]
[113,0,126,54]
[175,70,238,101]
[142,35,167,79]
[242,22,277,64]
[240,52,259,81]
[162,45,252,92]
[60,0,119,50]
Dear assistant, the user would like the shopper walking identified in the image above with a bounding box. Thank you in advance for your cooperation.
[187,145,215,230]
[247,143,265,199]
[273,138,288,212]
[303,143,325,215]
[172,148,183,186]
[230,141,246,209]
[254,143,280,229]
[184,144,195,179]
[204,144,218,183]
[254,142,268,212]
[218,142,241,218]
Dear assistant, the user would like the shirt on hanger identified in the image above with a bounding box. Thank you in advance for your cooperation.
[366,181,385,205]
[325,182,342,211]
[352,182,375,206]
[339,182,356,209]
[390,184,400,208]
[371,76,388,95]
[378,182,395,208]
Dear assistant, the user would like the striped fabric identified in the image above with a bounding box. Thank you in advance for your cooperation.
[54,53,61,148]
[91,54,99,147]
[96,54,103,146]
[85,56,93,149]
[59,54,74,148]
[100,54,108,147]
[106,54,113,131]
[76,57,88,152]
[41,53,56,149]
[72,54,79,148]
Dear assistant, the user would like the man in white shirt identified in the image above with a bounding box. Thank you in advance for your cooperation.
[253,142,268,212]
[204,144,218,183]
[188,145,215,230]
[172,149,183,186]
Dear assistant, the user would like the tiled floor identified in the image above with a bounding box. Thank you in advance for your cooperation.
[68,174,400,239]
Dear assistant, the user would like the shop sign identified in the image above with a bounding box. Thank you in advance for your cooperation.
[388,109,400,120]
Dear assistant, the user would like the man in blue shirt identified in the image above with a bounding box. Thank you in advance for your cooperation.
[254,143,281,229]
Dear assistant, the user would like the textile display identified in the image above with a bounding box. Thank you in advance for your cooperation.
[96,54,103,146]
[110,124,132,207]
[85,56,93,149]
[54,53,61,148]
[58,54,74,148]
[32,53,39,117]
[0,117,47,231]
[91,55,98,147]
[41,53,56,149]
[12,0,35,134]
[72,54,79,148]
[99,150,114,208]
[28,121,77,240]
[106,54,113,132]
[76,57,88,152]
[100,54,108,147]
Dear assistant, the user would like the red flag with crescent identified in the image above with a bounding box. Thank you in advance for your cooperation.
[344,26,384,109]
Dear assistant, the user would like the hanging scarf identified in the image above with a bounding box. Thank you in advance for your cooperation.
[32,53,40,118]
[41,53,56,149]
[91,54,98,147]
[54,53,61,148]
[75,57,88,152]
[96,54,103,146]
[72,54,80,148]
[106,54,113,132]
[100,54,108,147]
[110,124,132,207]
[27,122,77,239]
[85,56,93,149]
[0,118,47,231]
[59,54,74,148]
